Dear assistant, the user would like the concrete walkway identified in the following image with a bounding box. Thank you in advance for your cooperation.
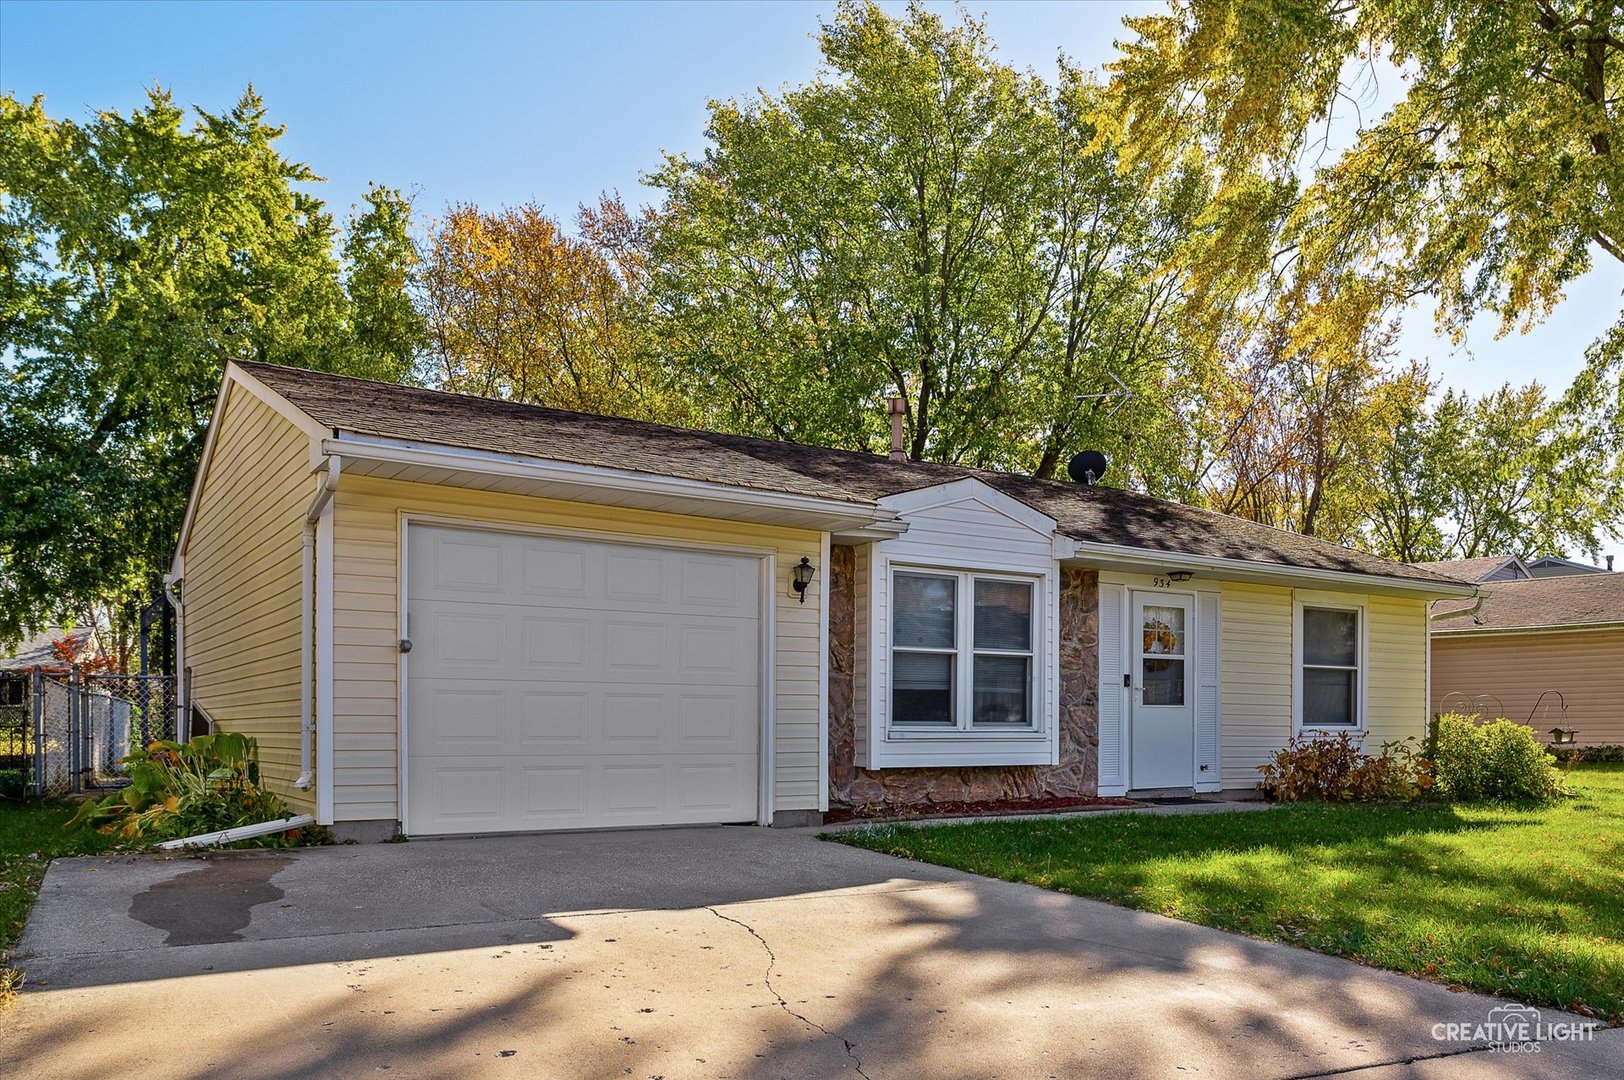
[3,827,1614,1079]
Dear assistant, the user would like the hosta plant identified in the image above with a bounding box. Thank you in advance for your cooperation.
[67,732,289,842]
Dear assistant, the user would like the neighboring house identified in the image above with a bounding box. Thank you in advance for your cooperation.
[1525,554,1615,578]
[0,626,98,677]
[170,362,1474,839]
[1413,555,1532,584]
[1427,559,1624,746]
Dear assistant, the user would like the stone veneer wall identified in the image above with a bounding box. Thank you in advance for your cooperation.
[827,544,1099,809]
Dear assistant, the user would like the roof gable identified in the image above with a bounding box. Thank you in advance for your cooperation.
[1412,555,1530,583]
[877,478,1057,537]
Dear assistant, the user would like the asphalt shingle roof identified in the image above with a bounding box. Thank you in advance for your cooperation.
[1431,573,1624,632]
[239,361,1469,589]
[1411,555,1526,583]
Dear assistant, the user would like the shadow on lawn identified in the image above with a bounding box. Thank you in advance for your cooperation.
[838,800,1624,1019]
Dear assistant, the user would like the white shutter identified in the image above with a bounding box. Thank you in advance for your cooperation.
[1098,582,1127,795]
[1195,590,1221,791]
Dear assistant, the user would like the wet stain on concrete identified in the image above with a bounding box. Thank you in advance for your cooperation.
[130,856,294,946]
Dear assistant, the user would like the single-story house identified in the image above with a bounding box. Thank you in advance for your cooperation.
[1425,557,1624,746]
[170,361,1475,839]
[1525,554,1615,578]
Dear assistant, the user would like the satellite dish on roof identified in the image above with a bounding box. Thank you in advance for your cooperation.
[1068,450,1108,486]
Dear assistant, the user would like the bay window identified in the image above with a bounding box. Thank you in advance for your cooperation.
[892,570,1036,732]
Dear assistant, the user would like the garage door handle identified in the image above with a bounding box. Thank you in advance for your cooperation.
[399,639,413,654]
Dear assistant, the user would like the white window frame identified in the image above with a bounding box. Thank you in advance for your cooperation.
[888,565,1043,738]
[1292,592,1368,734]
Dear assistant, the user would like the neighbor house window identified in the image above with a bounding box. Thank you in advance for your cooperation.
[892,570,1036,731]
[1299,604,1361,728]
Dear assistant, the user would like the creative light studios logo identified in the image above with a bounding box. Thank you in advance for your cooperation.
[1432,1003,1598,1054]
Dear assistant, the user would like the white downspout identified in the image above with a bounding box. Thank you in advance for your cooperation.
[296,455,341,791]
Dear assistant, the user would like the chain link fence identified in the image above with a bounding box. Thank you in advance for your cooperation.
[0,674,29,799]
[0,668,178,799]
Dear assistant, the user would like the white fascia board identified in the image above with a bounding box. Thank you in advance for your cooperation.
[878,477,1058,535]
[171,362,327,576]
[1065,539,1479,599]
[324,433,907,534]
[224,362,331,447]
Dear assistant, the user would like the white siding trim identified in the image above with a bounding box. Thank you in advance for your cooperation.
[759,553,778,826]
[395,513,411,834]
[1196,590,1222,791]
[315,498,336,825]
[816,531,831,814]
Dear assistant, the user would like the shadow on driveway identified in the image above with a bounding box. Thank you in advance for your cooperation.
[3,825,1612,1080]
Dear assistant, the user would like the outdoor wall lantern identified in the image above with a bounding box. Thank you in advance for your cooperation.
[791,557,817,603]
[1549,727,1579,746]
[1167,570,1194,582]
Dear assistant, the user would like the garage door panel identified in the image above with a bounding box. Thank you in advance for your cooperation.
[519,691,589,745]
[408,682,757,758]
[406,753,759,834]
[522,616,591,672]
[406,525,761,835]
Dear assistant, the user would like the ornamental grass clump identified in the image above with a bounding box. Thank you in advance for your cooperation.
[66,732,291,843]
[1429,713,1563,801]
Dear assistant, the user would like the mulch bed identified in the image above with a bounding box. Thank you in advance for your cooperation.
[823,794,1144,825]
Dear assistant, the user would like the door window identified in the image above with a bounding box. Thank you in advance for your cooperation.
[1141,604,1186,707]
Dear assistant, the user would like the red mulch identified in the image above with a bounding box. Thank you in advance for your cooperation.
[823,794,1144,825]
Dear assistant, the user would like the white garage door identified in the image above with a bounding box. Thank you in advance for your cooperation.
[405,524,761,835]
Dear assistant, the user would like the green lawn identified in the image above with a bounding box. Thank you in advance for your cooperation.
[1,801,118,956]
[828,764,1624,1021]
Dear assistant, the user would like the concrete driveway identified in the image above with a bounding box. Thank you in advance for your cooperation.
[3,827,1614,1079]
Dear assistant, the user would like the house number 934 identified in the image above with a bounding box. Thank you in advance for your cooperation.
[1151,576,1174,588]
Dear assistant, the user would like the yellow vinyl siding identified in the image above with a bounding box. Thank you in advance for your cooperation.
[1219,583,1294,787]
[1366,594,1429,745]
[329,475,825,822]
[180,384,310,812]
[1219,583,1429,788]
[1431,629,1624,745]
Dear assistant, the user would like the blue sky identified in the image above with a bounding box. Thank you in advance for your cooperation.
[1,0,1616,400]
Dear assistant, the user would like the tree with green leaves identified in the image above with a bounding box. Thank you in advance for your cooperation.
[343,183,429,384]
[1110,0,1624,505]
[1111,0,1621,341]
[1365,382,1623,562]
[0,87,420,653]
[645,0,1217,482]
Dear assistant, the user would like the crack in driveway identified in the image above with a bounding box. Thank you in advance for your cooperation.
[708,906,872,1079]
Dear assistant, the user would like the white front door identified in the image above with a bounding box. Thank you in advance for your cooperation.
[405,524,761,835]
[1130,591,1195,789]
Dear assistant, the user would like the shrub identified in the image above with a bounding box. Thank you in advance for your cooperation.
[1429,714,1562,801]
[1551,743,1624,764]
[66,732,291,843]
[1257,733,1431,802]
